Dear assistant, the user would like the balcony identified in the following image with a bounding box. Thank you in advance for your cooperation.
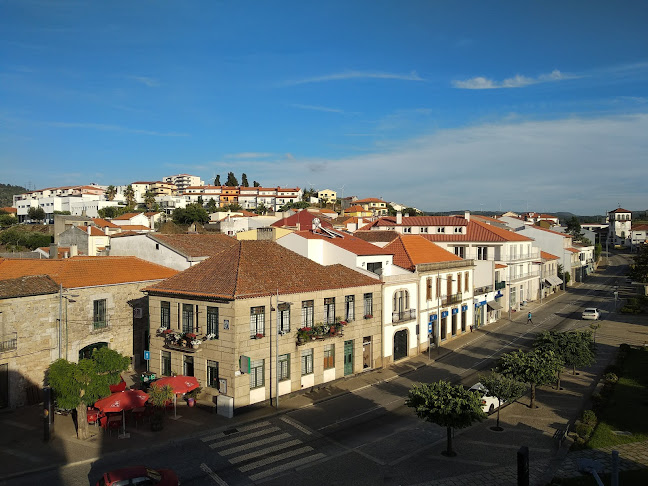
[161,331,203,353]
[500,251,540,263]
[473,285,493,296]
[392,308,416,324]
[92,319,109,331]
[296,321,346,345]
[495,281,506,291]
[0,332,17,352]
[508,271,539,283]
[442,293,463,306]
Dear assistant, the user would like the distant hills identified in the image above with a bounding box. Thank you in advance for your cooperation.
[0,184,27,207]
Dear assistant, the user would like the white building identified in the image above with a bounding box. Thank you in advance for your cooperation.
[607,208,633,248]
[163,174,204,193]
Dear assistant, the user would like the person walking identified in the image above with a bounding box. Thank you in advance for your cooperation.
[527,311,533,324]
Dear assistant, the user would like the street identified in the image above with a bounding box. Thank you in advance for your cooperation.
[4,253,637,486]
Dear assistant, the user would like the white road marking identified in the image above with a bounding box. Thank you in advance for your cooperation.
[201,421,271,442]
[280,416,312,435]
[229,439,303,464]
[239,446,313,472]
[200,462,229,486]
[249,453,327,481]
[209,426,281,448]
[219,432,291,456]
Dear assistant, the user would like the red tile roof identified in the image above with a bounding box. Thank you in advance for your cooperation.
[526,226,569,237]
[541,251,559,260]
[144,241,379,300]
[421,221,533,243]
[354,197,386,204]
[495,263,508,269]
[0,256,178,288]
[344,205,369,213]
[75,225,106,236]
[0,275,60,299]
[0,207,17,214]
[354,231,400,243]
[113,212,142,220]
[632,224,648,231]
[151,234,237,258]
[384,235,463,270]
[92,218,119,229]
[271,210,334,230]
[116,225,151,231]
[363,216,469,229]
[294,230,392,256]
[609,208,631,213]
[37,246,72,258]
[566,247,580,253]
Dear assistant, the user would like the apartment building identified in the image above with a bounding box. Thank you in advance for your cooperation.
[163,174,204,193]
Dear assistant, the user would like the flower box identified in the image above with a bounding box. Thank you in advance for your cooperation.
[364,314,373,319]
[255,333,264,339]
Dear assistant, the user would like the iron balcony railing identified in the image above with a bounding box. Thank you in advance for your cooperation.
[442,293,463,306]
[495,281,506,290]
[0,332,17,352]
[473,285,493,296]
[500,251,540,263]
[508,271,540,283]
[392,308,417,323]
[93,318,109,330]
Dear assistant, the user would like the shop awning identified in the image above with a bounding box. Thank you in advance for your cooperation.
[487,300,503,311]
[545,275,562,286]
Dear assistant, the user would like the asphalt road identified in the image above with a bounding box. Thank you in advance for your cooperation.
[5,254,633,486]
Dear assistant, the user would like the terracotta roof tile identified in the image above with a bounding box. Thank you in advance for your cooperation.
[151,234,237,258]
[1,207,17,214]
[541,251,560,260]
[272,210,334,230]
[354,231,400,243]
[344,205,369,213]
[567,247,580,253]
[144,241,379,300]
[609,208,631,213]
[0,256,178,288]
[0,275,60,299]
[495,263,508,269]
[75,225,106,236]
[421,221,533,243]
[384,235,463,270]
[354,197,386,204]
[116,225,151,231]
[113,212,142,220]
[92,218,119,228]
[531,226,569,237]
[294,230,393,256]
[632,224,648,231]
[37,246,72,258]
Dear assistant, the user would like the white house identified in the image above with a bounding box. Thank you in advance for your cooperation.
[110,212,151,228]
[607,208,632,248]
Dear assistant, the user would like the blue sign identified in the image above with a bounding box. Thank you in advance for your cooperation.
[144,350,150,361]
[461,305,468,312]
[452,308,459,315]
[428,322,433,334]
[429,314,438,322]
[441,311,449,318]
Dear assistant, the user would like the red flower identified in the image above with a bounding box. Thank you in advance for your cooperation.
[185,333,197,339]
[162,329,173,334]
[339,321,347,326]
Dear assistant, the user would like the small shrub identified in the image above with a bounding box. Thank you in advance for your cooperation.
[604,372,618,384]
[575,422,593,439]
[582,410,597,426]
[571,435,587,450]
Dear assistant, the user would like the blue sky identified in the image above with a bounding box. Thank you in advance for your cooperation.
[2,1,647,215]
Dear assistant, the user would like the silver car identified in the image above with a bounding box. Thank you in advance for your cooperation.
[469,382,499,414]
[582,308,600,320]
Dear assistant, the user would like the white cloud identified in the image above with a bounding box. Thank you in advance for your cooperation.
[290,104,345,114]
[453,69,578,89]
[283,70,424,86]
[263,113,648,214]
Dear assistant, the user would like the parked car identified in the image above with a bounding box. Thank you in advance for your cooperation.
[96,466,179,486]
[582,308,600,320]
[469,382,499,414]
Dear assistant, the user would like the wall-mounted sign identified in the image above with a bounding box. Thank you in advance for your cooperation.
[223,319,230,330]
[429,314,438,322]
[452,308,459,315]
[461,305,468,312]
[441,311,449,318]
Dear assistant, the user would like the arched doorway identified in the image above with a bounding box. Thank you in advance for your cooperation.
[78,342,108,361]
[393,329,408,361]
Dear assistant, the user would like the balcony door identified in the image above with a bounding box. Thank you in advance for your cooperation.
[344,340,354,376]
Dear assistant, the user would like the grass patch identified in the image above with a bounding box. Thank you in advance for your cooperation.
[587,347,648,449]
[549,469,648,485]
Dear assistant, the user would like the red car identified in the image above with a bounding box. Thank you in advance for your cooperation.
[96,466,179,486]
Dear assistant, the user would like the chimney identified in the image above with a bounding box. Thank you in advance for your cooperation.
[70,244,78,257]
[87,226,91,235]
[49,244,58,259]
[464,210,471,222]
[396,211,402,225]
[358,217,363,227]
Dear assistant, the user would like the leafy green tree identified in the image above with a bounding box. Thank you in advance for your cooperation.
[496,349,563,409]
[214,175,221,186]
[386,203,397,216]
[143,190,157,210]
[0,214,17,228]
[222,203,242,212]
[148,383,174,431]
[629,243,648,283]
[253,180,260,187]
[47,348,130,439]
[406,381,485,456]
[124,185,136,208]
[97,206,122,219]
[594,243,602,262]
[403,207,422,216]
[254,202,268,215]
[197,195,204,206]
[28,206,46,221]
[172,203,209,225]
[279,201,310,212]
[479,373,527,430]
[105,185,117,201]
[53,210,71,215]
[241,173,249,187]
[565,217,585,242]
[206,198,218,213]
[534,331,595,385]
[225,172,238,186]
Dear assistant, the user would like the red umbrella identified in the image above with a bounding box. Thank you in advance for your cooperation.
[152,376,199,419]
[153,375,199,394]
[94,389,149,413]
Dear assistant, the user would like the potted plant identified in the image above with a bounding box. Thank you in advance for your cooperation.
[297,327,312,343]
[185,387,202,407]
[255,333,264,339]
[148,383,174,431]
[205,333,216,341]
[364,314,373,319]
[191,339,202,349]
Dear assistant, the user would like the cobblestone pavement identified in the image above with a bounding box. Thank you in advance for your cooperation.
[554,440,648,479]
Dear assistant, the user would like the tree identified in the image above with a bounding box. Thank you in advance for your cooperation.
[566,216,587,243]
[143,190,157,210]
[254,202,268,215]
[197,195,204,206]
[206,198,218,213]
[172,203,209,225]
[403,207,422,216]
[47,348,130,439]
[496,349,563,409]
[478,373,527,431]
[279,201,310,212]
[253,181,260,187]
[105,185,117,201]
[386,203,397,216]
[241,173,249,187]
[0,213,16,228]
[97,206,123,219]
[225,172,238,186]
[124,185,136,209]
[148,383,174,431]
[629,243,648,283]
[594,243,602,262]
[214,175,221,186]
[406,381,485,456]
[28,206,46,221]
[534,331,595,386]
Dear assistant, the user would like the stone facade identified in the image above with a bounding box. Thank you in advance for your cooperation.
[148,284,382,409]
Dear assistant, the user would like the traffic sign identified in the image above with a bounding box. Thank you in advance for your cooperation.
[143,350,150,361]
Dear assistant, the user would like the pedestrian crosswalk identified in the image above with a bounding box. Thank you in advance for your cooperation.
[201,419,326,482]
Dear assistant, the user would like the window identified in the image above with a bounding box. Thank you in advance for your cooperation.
[324,344,335,369]
[324,297,335,324]
[447,276,452,296]
[403,227,412,233]
[93,299,107,329]
[436,277,441,297]
[207,306,219,338]
[207,360,219,388]
[477,246,488,260]
[250,306,265,337]
[437,227,445,233]
[366,262,383,275]
[454,227,463,233]
[183,355,194,376]
[420,227,428,233]
[345,295,355,321]
[250,359,264,389]
[182,304,193,333]
[301,349,314,375]
[426,277,432,300]
[161,351,171,376]
[393,290,409,311]
[457,273,462,293]
[465,272,469,291]
[453,246,465,258]
[278,354,290,381]
[278,303,290,333]
[160,301,170,329]
[364,293,373,317]
[301,300,314,327]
